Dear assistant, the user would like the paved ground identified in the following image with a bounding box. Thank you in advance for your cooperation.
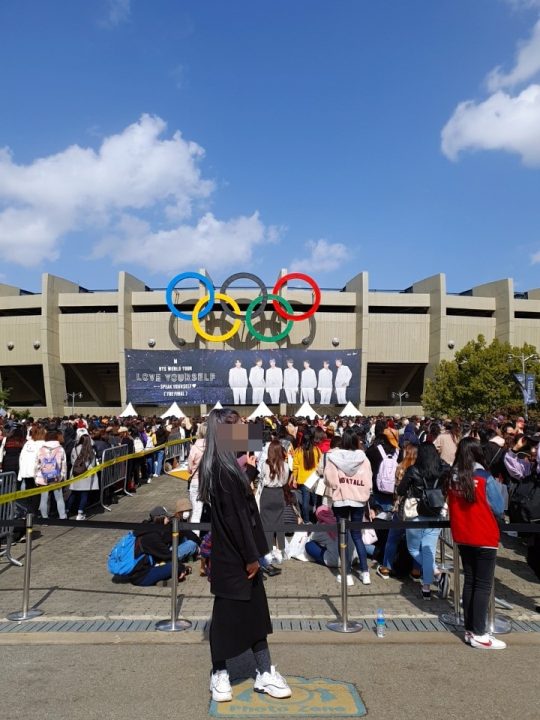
[1,474,539,623]
[1,637,539,720]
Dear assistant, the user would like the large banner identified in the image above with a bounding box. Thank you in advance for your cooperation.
[125,349,360,406]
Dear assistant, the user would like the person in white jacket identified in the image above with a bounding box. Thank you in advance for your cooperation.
[67,428,98,521]
[187,423,206,535]
[18,424,46,515]
[283,359,299,404]
[249,358,265,404]
[265,358,283,404]
[36,428,68,520]
[335,358,352,404]
[317,361,333,404]
[300,360,317,403]
[228,359,248,405]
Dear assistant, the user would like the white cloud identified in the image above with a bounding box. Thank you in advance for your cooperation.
[441,84,540,165]
[487,19,540,91]
[290,239,349,274]
[0,114,279,271]
[92,211,279,274]
[104,0,131,27]
[531,249,540,263]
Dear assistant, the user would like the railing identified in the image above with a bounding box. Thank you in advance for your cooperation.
[3,515,538,635]
[0,472,22,568]
[99,445,129,511]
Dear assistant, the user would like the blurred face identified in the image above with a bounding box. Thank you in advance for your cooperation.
[336,359,342,367]
[216,422,263,452]
[304,361,309,369]
[235,360,241,367]
[270,359,276,366]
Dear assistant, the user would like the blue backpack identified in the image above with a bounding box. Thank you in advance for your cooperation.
[107,532,153,576]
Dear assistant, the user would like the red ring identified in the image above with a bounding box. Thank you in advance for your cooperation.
[271,272,321,321]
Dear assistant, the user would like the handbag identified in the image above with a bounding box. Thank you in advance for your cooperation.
[303,470,320,491]
[400,496,418,520]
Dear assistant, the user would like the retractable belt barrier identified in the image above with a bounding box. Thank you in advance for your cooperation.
[0,436,194,508]
[3,515,539,627]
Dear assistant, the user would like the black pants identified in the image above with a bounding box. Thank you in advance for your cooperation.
[458,545,497,635]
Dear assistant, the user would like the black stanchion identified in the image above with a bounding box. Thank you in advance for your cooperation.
[156,517,191,632]
[326,518,362,634]
[7,514,43,622]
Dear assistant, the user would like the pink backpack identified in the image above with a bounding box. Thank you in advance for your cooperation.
[376,445,399,493]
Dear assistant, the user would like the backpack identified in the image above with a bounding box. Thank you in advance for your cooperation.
[39,447,62,483]
[508,474,540,524]
[376,445,399,493]
[418,477,446,517]
[107,532,152,576]
[72,447,89,477]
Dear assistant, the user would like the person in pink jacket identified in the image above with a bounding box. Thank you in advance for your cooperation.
[324,428,373,587]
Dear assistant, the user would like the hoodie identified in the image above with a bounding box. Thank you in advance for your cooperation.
[324,448,372,506]
[18,438,46,480]
[187,438,206,486]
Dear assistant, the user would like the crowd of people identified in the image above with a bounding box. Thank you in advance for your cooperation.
[2,408,539,674]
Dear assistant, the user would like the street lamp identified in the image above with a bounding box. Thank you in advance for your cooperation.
[391,390,409,414]
[507,353,539,421]
[66,391,83,414]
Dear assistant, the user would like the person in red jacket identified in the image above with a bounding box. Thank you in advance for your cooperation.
[446,437,506,650]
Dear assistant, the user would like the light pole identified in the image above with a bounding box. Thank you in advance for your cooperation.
[66,391,83,414]
[391,391,409,415]
[507,353,539,421]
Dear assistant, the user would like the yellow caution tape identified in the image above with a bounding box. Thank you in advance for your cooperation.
[0,436,193,506]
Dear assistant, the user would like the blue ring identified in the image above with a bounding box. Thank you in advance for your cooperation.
[166,272,215,321]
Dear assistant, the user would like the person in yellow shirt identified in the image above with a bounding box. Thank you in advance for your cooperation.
[290,431,321,522]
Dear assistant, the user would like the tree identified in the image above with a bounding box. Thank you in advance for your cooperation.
[422,335,540,418]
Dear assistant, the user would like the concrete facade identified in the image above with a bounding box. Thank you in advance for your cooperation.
[1,271,540,416]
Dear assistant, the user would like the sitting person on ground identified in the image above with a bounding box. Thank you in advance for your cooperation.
[305,505,341,566]
[114,506,192,586]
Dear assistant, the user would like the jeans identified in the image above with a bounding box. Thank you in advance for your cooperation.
[136,562,173,586]
[459,545,497,635]
[305,540,326,565]
[146,455,154,478]
[382,512,421,572]
[154,450,165,477]
[177,539,198,561]
[405,516,441,585]
[332,505,368,572]
[296,484,314,523]
[372,492,394,513]
[39,487,66,519]
[67,491,89,515]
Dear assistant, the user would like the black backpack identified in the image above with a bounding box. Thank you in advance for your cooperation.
[508,474,540,524]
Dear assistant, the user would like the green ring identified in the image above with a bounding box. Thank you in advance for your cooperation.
[245,294,294,342]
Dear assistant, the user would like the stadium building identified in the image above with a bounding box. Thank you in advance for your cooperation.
[1,270,539,417]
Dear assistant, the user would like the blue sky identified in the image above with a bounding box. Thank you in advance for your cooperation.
[1,0,540,293]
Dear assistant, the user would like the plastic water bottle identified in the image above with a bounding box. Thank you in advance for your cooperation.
[376,609,385,638]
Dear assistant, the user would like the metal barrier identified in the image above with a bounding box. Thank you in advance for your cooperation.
[99,445,129,511]
[438,526,454,572]
[164,431,188,467]
[439,541,463,628]
[0,471,22,568]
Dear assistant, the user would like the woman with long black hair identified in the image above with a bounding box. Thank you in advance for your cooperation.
[199,408,291,703]
[446,437,506,649]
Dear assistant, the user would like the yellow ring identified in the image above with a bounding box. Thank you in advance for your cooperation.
[192,293,242,342]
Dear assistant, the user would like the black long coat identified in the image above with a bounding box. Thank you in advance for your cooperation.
[210,464,269,601]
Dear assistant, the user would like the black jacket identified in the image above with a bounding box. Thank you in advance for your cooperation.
[396,462,448,516]
[209,464,268,601]
[125,521,199,584]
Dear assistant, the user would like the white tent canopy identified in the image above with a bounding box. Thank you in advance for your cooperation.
[339,401,363,417]
[119,402,137,418]
[247,402,274,420]
[211,401,223,411]
[160,402,186,419]
[294,402,319,419]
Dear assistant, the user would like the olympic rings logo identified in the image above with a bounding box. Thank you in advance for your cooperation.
[166,271,321,343]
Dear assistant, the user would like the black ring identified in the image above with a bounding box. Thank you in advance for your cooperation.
[219,272,268,320]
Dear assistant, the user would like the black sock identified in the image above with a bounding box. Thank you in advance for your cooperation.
[252,639,271,674]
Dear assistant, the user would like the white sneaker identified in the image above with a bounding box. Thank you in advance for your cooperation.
[210,670,232,702]
[360,571,371,585]
[76,512,86,521]
[470,633,507,650]
[254,666,292,699]
[146,478,152,484]
[153,473,159,478]
[337,574,354,587]
[272,548,283,564]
